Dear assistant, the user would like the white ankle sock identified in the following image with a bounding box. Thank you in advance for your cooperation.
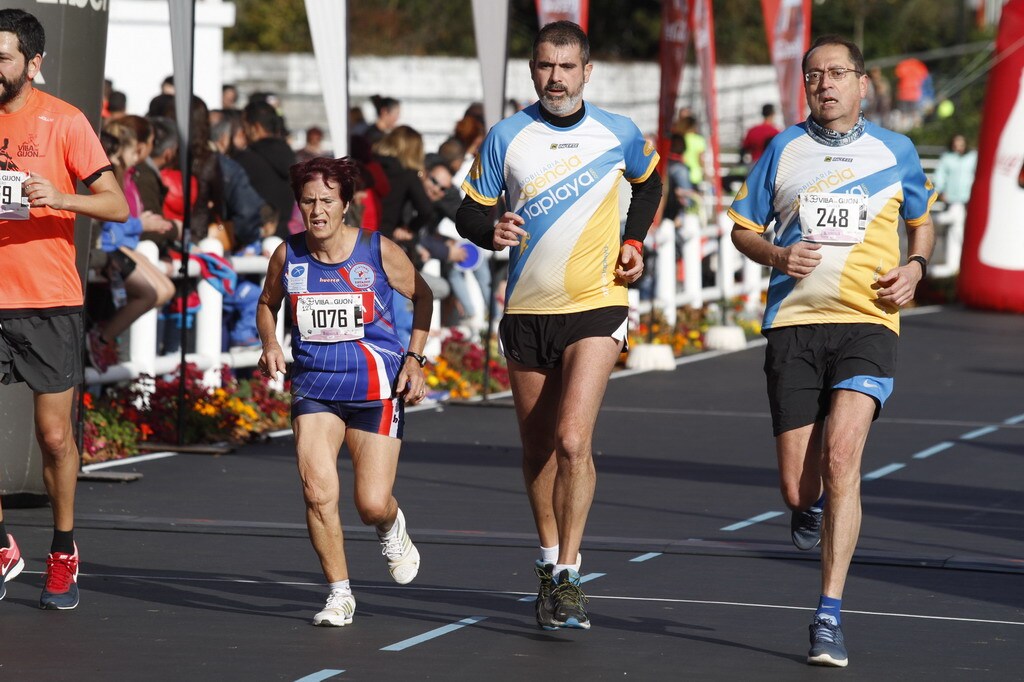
[552,563,576,578]
[540,544,559,565]
[329,579,351,595]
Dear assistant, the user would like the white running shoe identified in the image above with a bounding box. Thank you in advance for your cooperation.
[378,508,420,585]
[313,590,356,627]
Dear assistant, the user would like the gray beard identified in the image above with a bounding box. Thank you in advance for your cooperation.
[541,90,582,117]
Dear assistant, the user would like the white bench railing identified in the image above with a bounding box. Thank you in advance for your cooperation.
[87,186,961,388]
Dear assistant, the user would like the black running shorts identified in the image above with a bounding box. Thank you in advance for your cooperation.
[0,313,84,393]
[763,323,897,436]
[499,306,629,369]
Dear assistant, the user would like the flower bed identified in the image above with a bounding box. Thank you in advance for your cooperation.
[82,301,762,463]
[82,365,291,464]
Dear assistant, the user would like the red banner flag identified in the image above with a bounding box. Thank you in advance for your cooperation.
[692,0,722,209]
[958,0,1024,312]
[761,0,811,126]
[535,0,589,31]
[658,0,691,174]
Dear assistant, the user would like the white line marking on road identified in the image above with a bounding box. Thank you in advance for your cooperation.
[961,425,998,440]
[721,511,785,532]
[630,553,663,563]
[294,670,345,682]
[380,616,487,651]
[913,442,955,459]
[862,463,906,481]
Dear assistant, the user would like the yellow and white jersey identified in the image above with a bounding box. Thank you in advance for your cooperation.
[463,102,658,314]
[729,120,936,334]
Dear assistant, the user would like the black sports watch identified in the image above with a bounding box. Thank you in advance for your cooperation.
[907,255,928,278]
[405,351,427,367]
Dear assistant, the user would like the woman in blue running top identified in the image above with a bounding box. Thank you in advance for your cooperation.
[256,156,433,627]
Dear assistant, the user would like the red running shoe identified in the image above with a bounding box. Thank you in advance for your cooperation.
[0,534,25,601]
[40,543,79,610]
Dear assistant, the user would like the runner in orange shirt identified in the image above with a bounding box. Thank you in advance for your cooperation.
[0,9,128,610]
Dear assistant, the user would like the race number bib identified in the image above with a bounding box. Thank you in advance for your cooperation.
[798,193,868,245]
[0,171,29,221]
[295,293,373,343]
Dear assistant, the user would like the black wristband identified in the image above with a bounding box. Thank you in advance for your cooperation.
[908,255,928,278]
[405,351,427,367]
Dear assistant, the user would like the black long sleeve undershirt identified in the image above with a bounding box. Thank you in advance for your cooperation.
[456,169,663,250]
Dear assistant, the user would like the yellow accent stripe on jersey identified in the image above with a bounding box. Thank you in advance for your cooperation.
[906,191,938,227]
[563,182,628,309]
[461,182,499,207]
[728,208,767,234]
[628,153,661,184]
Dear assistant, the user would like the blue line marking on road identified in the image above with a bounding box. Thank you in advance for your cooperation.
[721,510,785,532]
[381,616,487,651]
[1004,413,1024,425]
[961,425,998,440]
[630,552,662,563]
[863,463,906,481]
[294,670,345,682]
[913,442,954,460]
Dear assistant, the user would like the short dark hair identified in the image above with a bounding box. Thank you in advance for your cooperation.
[290,156,362,205]
[761,103,775,119]
[533,20,590,65]
[0,9,45,63]
[108,91,127,113]
[802,34,865,75]
[243,101,281,134]
[147,116,179,157]
[370,94,400,116]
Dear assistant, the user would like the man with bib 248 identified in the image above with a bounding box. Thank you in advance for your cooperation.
[729,34,935,667]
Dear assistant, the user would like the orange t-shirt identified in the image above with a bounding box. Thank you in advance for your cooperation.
[0,88,111,311]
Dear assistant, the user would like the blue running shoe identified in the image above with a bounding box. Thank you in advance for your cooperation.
[791,507,822,550]
[549,568,590,630]
[39,544,79,610]
[1,534,25,601]
[807,616,848,667]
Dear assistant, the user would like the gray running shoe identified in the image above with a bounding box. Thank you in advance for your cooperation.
[534,561,557,630]
[807,616,848,667]
[791,507,823,550]
[548,568,590,630]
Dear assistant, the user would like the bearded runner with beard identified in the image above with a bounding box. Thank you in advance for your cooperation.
[0,9,128,611]
[456,20,661,632]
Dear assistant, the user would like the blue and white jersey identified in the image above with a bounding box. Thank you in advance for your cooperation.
[283,230,405,401]
[462,102,659,314]
[728,120,936,334]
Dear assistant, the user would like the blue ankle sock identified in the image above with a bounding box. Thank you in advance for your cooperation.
[816,595,842,625]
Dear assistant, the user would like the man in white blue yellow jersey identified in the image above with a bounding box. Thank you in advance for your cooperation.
[456,21,661,631]
[729,35,935,667]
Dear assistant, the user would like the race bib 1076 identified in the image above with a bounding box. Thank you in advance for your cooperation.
[295,292,375,343]
[798,192,868,245]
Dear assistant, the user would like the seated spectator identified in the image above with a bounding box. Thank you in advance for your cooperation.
[88,122,176,372]
[419,159,491,329]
